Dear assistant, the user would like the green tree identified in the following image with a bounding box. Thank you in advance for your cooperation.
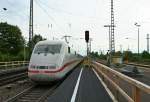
[114,51,122,56]
[123,51,133,61]
[29,34,46,49]
[32,34,46,46]
[141,50,150,59]
[0,22,24,55]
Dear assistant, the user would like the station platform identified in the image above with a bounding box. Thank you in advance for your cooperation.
[47,67,113,102]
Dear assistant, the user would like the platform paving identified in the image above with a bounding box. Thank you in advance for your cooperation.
[47,67,113,102]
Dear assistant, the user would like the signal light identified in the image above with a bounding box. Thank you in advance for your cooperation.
[85,31,89,43]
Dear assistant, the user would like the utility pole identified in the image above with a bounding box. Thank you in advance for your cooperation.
[104,25,114,52]
[104,25,115,64]
[147,34,150,53]
[29,0,33,51]
[104,0,116,65]
[89,38,93,53]
[110,0,115,53]
[48,24,53,39]
[120,45,122,53]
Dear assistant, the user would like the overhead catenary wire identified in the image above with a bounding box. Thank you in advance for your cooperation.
[38,0,76,16]
[34,0,65,35]
[5,0,29,21]
[5,0,44,29]
[3,0,30,35]
[37,0,101,20]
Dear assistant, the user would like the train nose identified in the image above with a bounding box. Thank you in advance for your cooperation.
[28,68,60,82]
[30,54,61,67]
[48,65,57,69]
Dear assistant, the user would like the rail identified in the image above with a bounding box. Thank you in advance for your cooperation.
[0,61,29,69]
[6,83,60,102]
[0,72,28,86]
[92,61,150,102]
[127,63,150,68]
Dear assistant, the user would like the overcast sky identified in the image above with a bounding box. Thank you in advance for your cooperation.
[1,0,150,55]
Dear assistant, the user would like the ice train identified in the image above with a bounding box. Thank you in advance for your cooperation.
[28,40,82,82]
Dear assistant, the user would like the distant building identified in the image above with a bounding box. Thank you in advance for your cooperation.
[112,56,123,64]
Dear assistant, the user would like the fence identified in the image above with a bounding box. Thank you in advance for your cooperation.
[0,61,29,69]
[92,62,150,102]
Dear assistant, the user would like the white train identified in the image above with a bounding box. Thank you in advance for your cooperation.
[28,40,82,82]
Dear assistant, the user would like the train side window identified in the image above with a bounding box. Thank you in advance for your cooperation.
[68,47,70,53]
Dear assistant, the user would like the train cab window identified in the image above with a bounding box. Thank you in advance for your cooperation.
[68,47,71,53]
[34,44,62,54]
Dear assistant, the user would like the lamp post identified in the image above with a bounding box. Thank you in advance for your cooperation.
[134,23,141,56]
[125,37,130,51]
[125,38,130,63]
[104,25,111,52]
[24,37,27,63]
[24,43,26,62]
[104,25,112,65]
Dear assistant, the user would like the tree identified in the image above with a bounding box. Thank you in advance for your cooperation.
[123,51,133,61]
[30,34,46,48]
[33,34,46,45]
[141,50,150,59]
[114,51,122,56]
[0,22,24,55]
[90,51,101,59]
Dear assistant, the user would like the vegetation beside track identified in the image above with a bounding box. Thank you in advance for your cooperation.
[0,22,46,62]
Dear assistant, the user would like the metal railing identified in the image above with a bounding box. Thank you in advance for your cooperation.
[92,61,150,102]
[0,61,29,69]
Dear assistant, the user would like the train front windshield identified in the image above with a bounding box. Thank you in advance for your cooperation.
[34,44,62,54]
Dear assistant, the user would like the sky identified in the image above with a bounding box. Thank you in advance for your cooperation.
[1,0,150,55]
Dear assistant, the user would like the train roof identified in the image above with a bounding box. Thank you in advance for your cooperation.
[36,40,67,45]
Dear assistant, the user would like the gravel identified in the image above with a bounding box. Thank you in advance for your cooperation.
[0,79,34,102]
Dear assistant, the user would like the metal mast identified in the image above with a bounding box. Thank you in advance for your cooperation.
[110,0,115,53]
[147,34,150,53]
[29,0,33,50]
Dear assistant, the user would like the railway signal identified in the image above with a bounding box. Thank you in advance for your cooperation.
[84,30,91,67]
[85,30,90,56]
[85,30,89,43]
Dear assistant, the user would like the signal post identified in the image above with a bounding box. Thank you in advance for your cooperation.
[84,30,91,67]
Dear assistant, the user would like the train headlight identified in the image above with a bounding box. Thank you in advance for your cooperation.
[48,65,57,69]
[30,65,36,69]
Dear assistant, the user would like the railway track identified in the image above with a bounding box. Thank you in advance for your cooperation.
[126,63,150,85]
[6,83,59,102]
[126,63,150,71]
[0,68,28,86]
[96,60,150,70]
[96,60,150,85]
[0,72,28,86]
